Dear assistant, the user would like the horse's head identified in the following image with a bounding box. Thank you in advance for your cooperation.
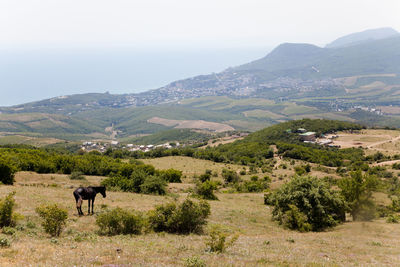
[100,186,106,198]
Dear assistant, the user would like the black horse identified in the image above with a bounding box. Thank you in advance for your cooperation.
[73,186,106,215]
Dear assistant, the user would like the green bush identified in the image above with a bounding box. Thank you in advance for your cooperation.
[36,204,68,237]
[96,207,144,235]
[2,226,16,235]
[140,176,167,195]
[148,198,211,234]
[235,176,270,193]
[0,237,10,247]
[338,170,378,221]
[391,197,400,212]
[0,160,15,185]
[205,225,238,253]
[294,165,311,176]
[221,169,240,184]
[386,214,400,223]
[195,181,218,200]
[158,169,182,183]
[268,176,346,231]
[199,173,211,183]
[102,169,167,195]
[0,192,17,228]
[69,171,85,180]
[183,256,206,267]
[281,205,312,232]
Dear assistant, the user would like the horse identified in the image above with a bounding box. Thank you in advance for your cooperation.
[73,186,106,216]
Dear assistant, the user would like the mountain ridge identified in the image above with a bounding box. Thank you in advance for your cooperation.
[326,27,399,48]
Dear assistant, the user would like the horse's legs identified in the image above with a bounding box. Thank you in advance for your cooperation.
[76,197,83,216]
[92,198,95,214]
[88,199,91,215]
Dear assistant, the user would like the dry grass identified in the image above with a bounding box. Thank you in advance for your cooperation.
[0,155,399,266]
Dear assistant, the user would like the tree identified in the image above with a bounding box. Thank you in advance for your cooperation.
[267,176,346,231]
[338,170,378,221]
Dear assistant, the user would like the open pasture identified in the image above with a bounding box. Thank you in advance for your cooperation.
[0,159,396,266]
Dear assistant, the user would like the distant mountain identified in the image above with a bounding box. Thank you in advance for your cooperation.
[326,27,399,48]
[235,36,400,77]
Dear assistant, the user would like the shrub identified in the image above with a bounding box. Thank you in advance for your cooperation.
[69,171,85,180]
[183,256,206,267]
[140,176,167,195]
[0,192,17,228]
[0,160,15,185]
[158,169,182,183]
[221,169,240,184]
[281,205,312,232]
[0,237,10,247]
[148,198,211,234]
[268,176,346,231]
[195,181,218,200]
[338,171,378,221]
[96,207,144,235]
[2,226,16,235]
[205,225,238,253]
[102,169,167,195]
[235,177,270,193]
[36,204,68,237]
[386,214,400,223]
[294,165,311,176]
[391,197,400,212]
[198,172,211,183]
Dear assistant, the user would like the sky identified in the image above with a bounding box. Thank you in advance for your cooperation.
[0,0,399,106]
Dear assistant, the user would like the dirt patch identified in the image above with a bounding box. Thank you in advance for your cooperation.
[148,117,234,132]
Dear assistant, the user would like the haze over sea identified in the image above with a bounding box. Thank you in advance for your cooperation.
[0,47,269,107]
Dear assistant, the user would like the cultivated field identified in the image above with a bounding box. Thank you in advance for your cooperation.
[0,154,399,266]
[332,129,400,155]
[147,117,235,132]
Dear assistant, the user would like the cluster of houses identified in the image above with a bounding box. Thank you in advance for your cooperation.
[81,141,180,153]
[287,128,340,147]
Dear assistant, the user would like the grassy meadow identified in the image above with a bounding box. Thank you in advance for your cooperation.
[0,153,399,266]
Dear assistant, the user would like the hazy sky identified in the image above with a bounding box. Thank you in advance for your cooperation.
[0,0,399,106]
[1,0,399,49]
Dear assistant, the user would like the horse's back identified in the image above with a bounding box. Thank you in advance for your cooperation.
[73,187,94,200]
[73,187,86,199]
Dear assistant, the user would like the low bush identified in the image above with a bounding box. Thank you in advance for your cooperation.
[235,176,270,193]
[386,214,400,223]
[69,171,85,180]
[102,169,167,195]
[199,173,211,183]
[148,198,211,234]
[267,176,346,231]
[158,169,182,183]
[96,207,145,235]
[0,192,17,228]
[0,160,15,185]
[183,256,206,267]
[140,176,167,195]
[195,181,218,200]
[2,226,16,235]
[205,225,238,253]
[221,169,240,184]
[36,204,68,237]
[0,237,10,247]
